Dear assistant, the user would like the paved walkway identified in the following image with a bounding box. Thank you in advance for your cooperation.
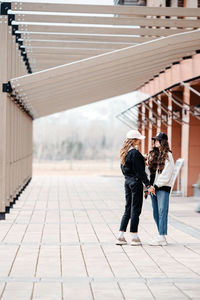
[0,175,200,300]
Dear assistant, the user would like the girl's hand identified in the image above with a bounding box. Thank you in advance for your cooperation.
[148,186,156,196]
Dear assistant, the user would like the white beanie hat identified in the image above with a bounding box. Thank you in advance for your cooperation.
[126,129,145,140]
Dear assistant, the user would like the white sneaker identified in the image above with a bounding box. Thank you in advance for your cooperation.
[130,237,142,246]
[149,237,167,246]
[115,237,127,245]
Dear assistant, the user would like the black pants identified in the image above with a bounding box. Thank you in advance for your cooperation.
[119,177,143,233]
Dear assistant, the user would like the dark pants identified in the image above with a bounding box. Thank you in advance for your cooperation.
[119,177,143,233]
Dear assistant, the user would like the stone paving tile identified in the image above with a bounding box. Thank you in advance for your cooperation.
[175,282,200,299]
[0,245,19,277]
[1,283,33,300]
[61,245,87,277]
[32,282,62,300]
[147,282,189,299]
[91,279,124,300]
[0,175,200,300]
[63,281,93,300]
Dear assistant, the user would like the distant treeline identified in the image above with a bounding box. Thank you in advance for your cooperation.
[33,121,128,161]
[33,92,140,161]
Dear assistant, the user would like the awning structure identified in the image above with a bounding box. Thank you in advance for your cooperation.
[117,76,200,129]
[9,28,200,119]
[2,3,200,119]
[7,3,200,72]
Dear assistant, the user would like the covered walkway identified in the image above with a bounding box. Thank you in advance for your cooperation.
[0,175,199,300]
[1,2,200,215]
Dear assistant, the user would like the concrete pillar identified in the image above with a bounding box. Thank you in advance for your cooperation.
[138,104,143,153]
[144,103,149,154]
[157,96,161,133]
[167,94,172,149]
[171,90,182,162]
[141,103,146,154]
[148,99,153,152]
[181,86,190,196]
[187,83,200,196]
[152,100,157,138]
[159,95,168,135]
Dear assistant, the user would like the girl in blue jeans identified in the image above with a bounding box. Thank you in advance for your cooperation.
[148,132,174,246]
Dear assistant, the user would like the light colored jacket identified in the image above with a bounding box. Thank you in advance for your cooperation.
[154,151,174,188]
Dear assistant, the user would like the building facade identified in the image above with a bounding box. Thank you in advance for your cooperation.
[115,0,200,7]
[116,0,200,196]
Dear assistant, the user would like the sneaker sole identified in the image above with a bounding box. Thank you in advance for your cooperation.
[130,242,142,246]
[149,242,168,246]
[115,242,127,246]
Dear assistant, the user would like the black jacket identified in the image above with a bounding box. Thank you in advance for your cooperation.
[121,148,150,188]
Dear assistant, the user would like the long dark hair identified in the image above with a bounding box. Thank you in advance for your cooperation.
[148,139,171,174]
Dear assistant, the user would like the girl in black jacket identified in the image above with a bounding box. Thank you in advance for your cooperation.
[116,130,155,246]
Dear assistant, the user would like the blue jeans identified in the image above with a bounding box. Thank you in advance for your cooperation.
[151,190,169,235]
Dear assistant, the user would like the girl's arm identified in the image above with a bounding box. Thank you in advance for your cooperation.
[133,151,151,187]
[154,153,174,188]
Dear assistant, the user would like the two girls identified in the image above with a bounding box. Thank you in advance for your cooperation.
[116,130,174,246]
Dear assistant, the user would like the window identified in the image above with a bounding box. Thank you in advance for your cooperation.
[166,0,171,6]
[178,0,184,7]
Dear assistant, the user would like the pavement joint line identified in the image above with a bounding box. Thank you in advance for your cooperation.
[1,241,199,247]
[10,207,122,211]
[0,221,120,225]
[0,276,199,283]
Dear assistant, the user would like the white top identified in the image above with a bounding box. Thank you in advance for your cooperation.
[154,152,175,188]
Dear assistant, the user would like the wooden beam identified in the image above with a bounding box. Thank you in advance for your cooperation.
[29,54,90,61]
[12,30,199,89]
[25,47,109,56]
[11,3,200,17]
[13,42,198,98]
[19,33,156,43]
[14,13,200,28]
[22,40,131,50]
[9,30,200,119]
[18,24,189,37]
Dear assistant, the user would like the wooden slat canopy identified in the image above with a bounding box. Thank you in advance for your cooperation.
[8,3,200,72]
[9,29,200,119]
[10,3,200,16]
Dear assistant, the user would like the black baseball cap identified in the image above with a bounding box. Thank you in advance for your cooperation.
[152,132,168,141]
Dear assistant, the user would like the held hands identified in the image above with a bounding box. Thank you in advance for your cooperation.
[144,185,156,199]
[147,185,156,196]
